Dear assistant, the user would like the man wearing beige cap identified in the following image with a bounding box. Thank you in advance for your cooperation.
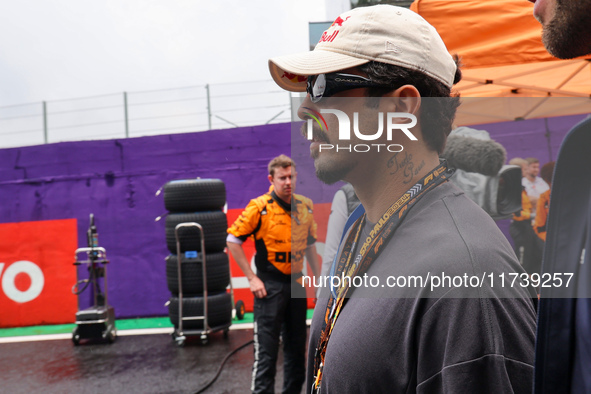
[269,5,536,393]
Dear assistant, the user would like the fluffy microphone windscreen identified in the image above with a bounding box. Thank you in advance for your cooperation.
[442,135,506,176]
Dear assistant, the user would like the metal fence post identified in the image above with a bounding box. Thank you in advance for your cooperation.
[43,101,48,144]
[205,84,212,130]
[124,92,129,138]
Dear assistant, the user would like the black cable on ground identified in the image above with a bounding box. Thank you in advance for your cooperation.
[192,339,254,394]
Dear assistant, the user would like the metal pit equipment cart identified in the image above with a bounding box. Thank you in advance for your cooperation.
[171,222,234,346]
[71,214,116,345]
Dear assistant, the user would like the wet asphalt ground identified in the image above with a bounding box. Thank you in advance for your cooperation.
[0,327,307,394]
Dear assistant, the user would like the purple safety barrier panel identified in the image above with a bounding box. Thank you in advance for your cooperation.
[1,124,293,319]
[0,113,586,321]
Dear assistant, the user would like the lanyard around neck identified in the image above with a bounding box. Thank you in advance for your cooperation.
[312,161,453,393]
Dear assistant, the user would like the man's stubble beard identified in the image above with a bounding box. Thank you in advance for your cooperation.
[542,0,591,59]
[303,123,355,185]
[313,152,356,185]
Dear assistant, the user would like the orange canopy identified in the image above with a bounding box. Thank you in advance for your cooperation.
[410,0,591,125]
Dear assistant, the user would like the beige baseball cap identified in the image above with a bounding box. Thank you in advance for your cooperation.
[269,5,456,92]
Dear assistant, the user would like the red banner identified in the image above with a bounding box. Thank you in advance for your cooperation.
[0,219,78,328]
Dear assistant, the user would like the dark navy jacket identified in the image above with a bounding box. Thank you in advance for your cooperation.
[535,116,591,393]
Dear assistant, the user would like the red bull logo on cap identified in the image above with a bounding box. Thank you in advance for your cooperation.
[330,16,350,28]
[319,30,339,43]
[319,15,351,44]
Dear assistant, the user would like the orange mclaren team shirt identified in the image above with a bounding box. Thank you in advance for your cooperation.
[513,190,533,222]
[228,192,317,278]
[534,189,551,241]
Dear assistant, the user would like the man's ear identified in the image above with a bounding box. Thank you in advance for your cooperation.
[268,174,273,184]
[385,85,421,115]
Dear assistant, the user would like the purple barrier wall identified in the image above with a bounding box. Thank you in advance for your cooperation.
[482,114,588,164]
[0,124,291,319]
[1,113,586,321]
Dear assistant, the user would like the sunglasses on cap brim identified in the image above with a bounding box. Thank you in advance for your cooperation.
[306,73,391,103]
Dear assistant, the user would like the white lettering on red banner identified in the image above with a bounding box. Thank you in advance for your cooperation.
[0,261,45,303]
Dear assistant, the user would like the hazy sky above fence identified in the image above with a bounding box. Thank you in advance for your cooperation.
[0,0,334,107]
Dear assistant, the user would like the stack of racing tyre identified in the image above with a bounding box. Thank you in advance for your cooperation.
[162,178,234,337]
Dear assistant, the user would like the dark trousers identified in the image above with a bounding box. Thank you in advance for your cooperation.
[252,279,307,394]
[509,220,544,275]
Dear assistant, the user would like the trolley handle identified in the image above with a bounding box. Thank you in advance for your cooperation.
[74,247,108,265]
[174,222,208,336]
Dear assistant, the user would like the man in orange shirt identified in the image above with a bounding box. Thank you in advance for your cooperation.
[523,157,549,209]
[509,158,543,274]
[227,154,319,394]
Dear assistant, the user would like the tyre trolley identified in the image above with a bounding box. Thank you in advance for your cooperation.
[171,222,240,346]
[71,214,116,345]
